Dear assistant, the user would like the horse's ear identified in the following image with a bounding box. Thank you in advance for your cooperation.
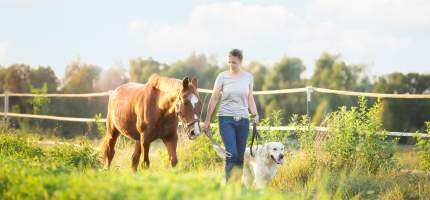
[182,77,189,89]
[191,77,197,88]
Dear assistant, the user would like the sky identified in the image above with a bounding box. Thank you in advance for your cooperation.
[1,0,429,78]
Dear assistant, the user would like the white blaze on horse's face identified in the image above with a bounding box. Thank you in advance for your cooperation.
[189,94,201,135]
[190,94,198,107]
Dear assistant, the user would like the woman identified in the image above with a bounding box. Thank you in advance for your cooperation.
[204,49,259,181]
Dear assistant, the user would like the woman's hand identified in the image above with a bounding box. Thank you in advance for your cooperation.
[253,115,259,125]
[204,121,212,136]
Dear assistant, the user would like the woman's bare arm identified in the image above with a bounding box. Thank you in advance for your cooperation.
[204,85,222,132]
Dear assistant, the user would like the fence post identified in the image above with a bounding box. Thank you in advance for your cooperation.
[4,91,9,123]
[306,86,313,118]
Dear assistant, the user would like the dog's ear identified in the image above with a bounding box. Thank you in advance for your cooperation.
[265,144,272,159]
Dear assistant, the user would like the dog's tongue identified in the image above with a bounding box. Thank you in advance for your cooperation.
[271,155,283,164]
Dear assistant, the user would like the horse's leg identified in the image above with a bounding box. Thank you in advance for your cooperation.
[140,138,151,169]
[131,140,141,172]
[162,134,178,167]
[102,125,119,169]
[136,117,153,169]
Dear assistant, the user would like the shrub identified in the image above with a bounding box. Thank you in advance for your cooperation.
[174,117,224,171]
[47,142,101,169]
[290,98,397,174]
[322,97,397,173]
[416,121,430,171]
[0,133,44,158]
[256,110,291,144]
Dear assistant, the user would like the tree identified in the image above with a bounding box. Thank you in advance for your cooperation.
[309,53,369,123]
[310,53,366,90]
[161,52,222,89]
[161,53,222,119]
[96,65,128,91]
[1,64,32,116]
[62,59,101,93]
[129,57,161,83]
[2,64,31,93]
[373,73,430,132]
[0,65,5,93]
[243,61,267,91]
[29,66,58,92]
[57,59,103,137]
[260,56,306,122]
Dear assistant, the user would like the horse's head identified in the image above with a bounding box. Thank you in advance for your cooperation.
[175,77,202,140]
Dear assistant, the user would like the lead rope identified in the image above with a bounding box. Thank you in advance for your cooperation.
[205,129,232,158]
[201,93,232,158]
[250,122,262,157]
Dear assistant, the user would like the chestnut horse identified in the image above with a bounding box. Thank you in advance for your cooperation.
[102,74,202,171]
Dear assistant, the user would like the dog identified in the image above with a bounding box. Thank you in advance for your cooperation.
[242,142,285,189]
[211,141,285,188]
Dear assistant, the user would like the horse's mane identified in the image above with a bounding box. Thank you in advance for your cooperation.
[147,74,182,93]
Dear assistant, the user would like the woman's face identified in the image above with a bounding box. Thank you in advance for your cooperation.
[228,56,241,71]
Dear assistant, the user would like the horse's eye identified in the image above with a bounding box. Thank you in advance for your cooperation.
[273,148,277,151]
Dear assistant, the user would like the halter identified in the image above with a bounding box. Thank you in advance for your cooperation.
[174,94,200,136]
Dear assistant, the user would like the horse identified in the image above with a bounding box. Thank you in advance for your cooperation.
[102,74,202,171]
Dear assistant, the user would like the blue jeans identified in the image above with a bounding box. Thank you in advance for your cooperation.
[218,116,249,181]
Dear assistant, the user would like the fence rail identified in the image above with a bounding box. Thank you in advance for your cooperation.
[1,86,429,137]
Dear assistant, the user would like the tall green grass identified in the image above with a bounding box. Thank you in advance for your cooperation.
[1,97,430,199]
[416,121,430,170]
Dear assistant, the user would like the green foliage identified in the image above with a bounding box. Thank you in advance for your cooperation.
[324,97,397,173]
[416,121,430,170]
[1,122,430,199]
[47,142,101,169]
[0,133,101,169]
[129,57,161,83]
[176,136,224,171]
[161,53,221,89]
[28,66,58,92]
[28,83,50,115]
[1,64,31,92]
[0,119,11,134]
[0,131,288,200]
[0,133,43,158]
[260,56,306,121]
[2,52,430,137]
[93,113,106,138]
[0,157,288,200]
[290,114,317,152]
[373,73,430,132]
[309,52,370,125]
[272,155,430,200]
[290,98,397,174]
[258,110,290,144]
[63,58,101,93]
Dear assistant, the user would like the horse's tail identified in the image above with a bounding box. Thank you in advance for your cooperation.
[102,109,119,169]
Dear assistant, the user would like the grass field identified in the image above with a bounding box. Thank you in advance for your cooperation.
[1,100,430,199]
[1,131,429,200]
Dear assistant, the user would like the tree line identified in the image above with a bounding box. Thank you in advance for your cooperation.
[0,52,429,137]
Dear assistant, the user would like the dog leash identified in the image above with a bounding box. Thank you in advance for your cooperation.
[205,129,232,158]
[250,122,262,157]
